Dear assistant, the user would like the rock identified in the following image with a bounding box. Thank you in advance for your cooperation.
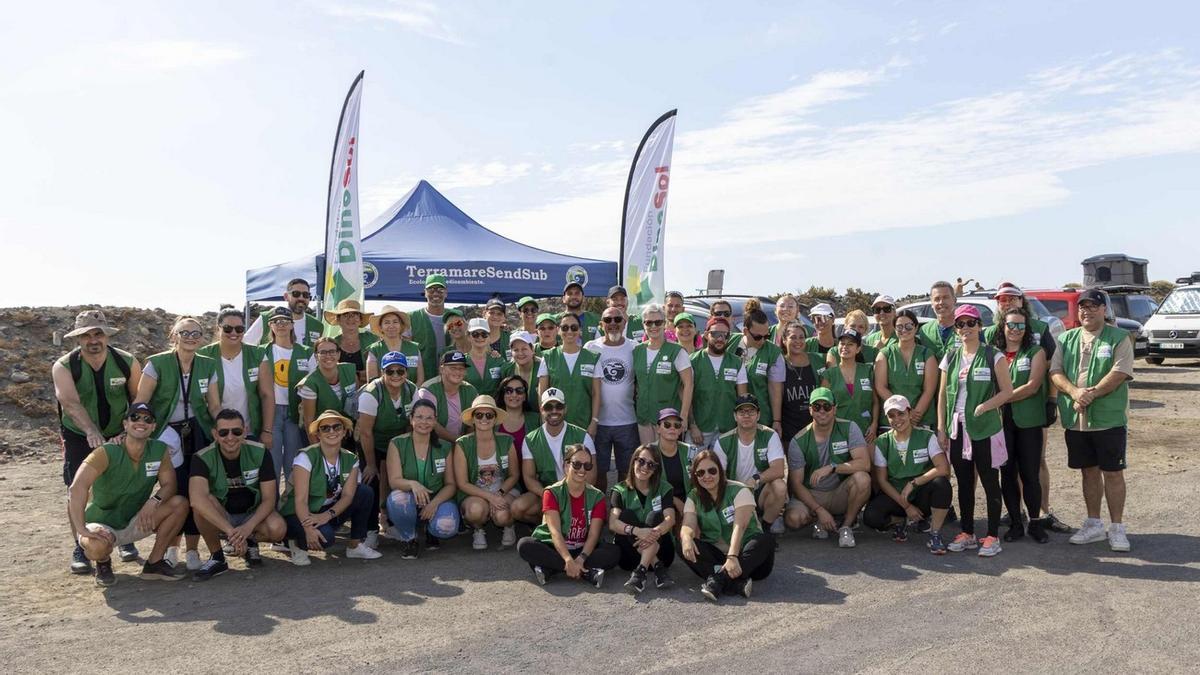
[9,370,30,384]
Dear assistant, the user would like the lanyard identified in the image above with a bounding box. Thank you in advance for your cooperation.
[175,353,193,421]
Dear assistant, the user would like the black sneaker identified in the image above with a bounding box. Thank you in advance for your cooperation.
[652,562,674,589]
[532,565,548,586]
[1001,512,1013,527]
[915,518,931,534]
[700,576,722,603]
[1027,519,1049,544]
[140,558,187,581]
[71,544,93,575]
[192,558,229,582]
[245,545,263,568]
[583,567,605,589]
[892,522,909,543]
[729,577,753,599]
[94,559,116,587]
[117,543,139,562]
[1003,523,1025,542]
[624,566,647,594]
[400,540,419,560]
[1043,512,1073,533]
[425,531,441,551]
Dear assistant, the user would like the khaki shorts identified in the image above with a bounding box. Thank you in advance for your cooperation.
[789,479,854,516]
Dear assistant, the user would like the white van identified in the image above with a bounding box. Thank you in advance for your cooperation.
[1143,273,1200,365]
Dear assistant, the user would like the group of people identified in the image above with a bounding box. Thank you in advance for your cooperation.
[57,273,1134,601]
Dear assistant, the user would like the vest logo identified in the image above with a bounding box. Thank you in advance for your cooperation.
[565,265,589,289]
[651,495,663,512]
[198,378,210,394]
[655,360,672,374]
[1097,344,1113,359]
[915,362,925,375]
[434,458,447,474]
[859,378,871,391]
[972,367,991,382]
[243,469,259,484]
[723,368,738,382]
[1016,357,1031,372]
[363,261,380,289]
[109,377,126,388]
[722,505,736,523]
[144,461,161,477]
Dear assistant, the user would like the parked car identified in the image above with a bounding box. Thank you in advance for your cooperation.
[1142,274,1200,365]
[898,291,1065,340]
[1026,288,1147,357]
[1101,286,1160,325]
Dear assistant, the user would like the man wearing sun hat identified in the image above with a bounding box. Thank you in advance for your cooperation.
[53,310,144,574]
[409,273,452,374]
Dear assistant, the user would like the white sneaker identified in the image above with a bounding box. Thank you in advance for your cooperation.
[838,526,856,548]
[346,542,382,560]
[1070,518,1107,545]
[364,531,380,550]
[1108,523,1131,552]
[385,525,404,540]
[185,549,202,571]
[472,529,488,551]
[289,541,311,566]
[500,526,517,548]
[164,546,178,567]
[770,518,785,535]
[811,524,829,540]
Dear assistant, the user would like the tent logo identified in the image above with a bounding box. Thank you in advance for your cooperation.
[362,262,379,289]
[565,265,589,288]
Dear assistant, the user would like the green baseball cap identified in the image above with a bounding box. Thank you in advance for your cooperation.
[536,312,557,327]
[425,274,447,289]
[443,307,465,320]
[810,387,835,405]
[673,312,696,327]
[517,296,538,310]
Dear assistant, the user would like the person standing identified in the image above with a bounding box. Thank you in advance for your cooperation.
[738,304,785,437]
[500,331,541,414]
[559,281,600,343]
[537,314,601,433]
[632,304,693,444]
[408,274,451,374]
[673,313,701,356]
[244,278,324,347]
[826,310,876,367]
[875,309,938,430]
[365,306,425,385]
[584,307,640,491]
[919,280,960,362]
[533,312,560,356]
[768,293,801,348]
[805,303,837,357]
[53,310,142,573]
[483,297,512,356]
[820,329,879,442]
[864,295,899,354]
[779,321,818,447]
[325,299,377,387]
[198,308,268,441]
[257,307,315,483]
[1049,289,1134,552]
[441,309,472,358]
[688,317,748,449]
[663,291,693,347]
[517,296,540,334]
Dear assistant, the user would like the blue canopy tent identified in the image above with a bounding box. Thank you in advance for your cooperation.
[245,180,617,303]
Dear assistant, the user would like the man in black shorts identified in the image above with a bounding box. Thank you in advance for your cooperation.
[51,310,143,574]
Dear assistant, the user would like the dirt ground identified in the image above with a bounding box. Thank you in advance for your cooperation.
[1,361,1197,673]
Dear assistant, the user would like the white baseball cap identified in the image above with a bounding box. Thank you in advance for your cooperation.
[467,317,490,333]
[872,295,896,307]
[883,395,912,415]
[540,387,566,407]
[810,303,835,317]
[509,330,535,346]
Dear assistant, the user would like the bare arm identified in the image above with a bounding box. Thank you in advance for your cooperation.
[521,458,545,494]
[759,457,786,483]
[258,361,275,436]
[837,445,871,475]
[979,357,1014,413]
[52,362,103,444]
[873,354,893,400]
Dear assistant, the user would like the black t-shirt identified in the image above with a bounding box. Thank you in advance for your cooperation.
[90,363,111,431]
[340,350,365,374]
[655,445,688,502]
[781,360,818,447]
[189,451,276,515]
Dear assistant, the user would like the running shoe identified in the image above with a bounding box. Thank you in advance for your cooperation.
[1043,511,1073,533]
[533,565,548,586]
[117,543,139,562]
[500,526,517,548]
[185,549,202,571]
[71,544,93,575]
[245,545,263,567]
[812,524,829,540]
[977,536,1002,557]
[94,559,116,587]
[892,522,908,543]
[838,526,856,548]
[1027,519,1049,544]
[140,559,187,581]
[399,540,418,560]
[472,529,488,551]
[624,566,647,594]
[1003,523,1025,542]
[289,540,311,566]
[700,576,722,603]
[364,531,380,550]
[192,557,229,581]
[425,531,441,551]
[948,533,978,552]
[653,562,674,589]
[1069,519,1106,545]
[346,542,382,560]
[1108,523,1131,552]
[927,531,948,555]
[583,567,606,589]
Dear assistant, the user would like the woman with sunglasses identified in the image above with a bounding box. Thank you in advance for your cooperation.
[516,444,618,587]
[609,445,676,593]
[464,317,507,398]
[673,313,700,356]
[483,298,512,356]
[864,296,899,355]
[298,337,358,445]
[652,408,695,519]
[386,399,460,559]
[198,307,268,441]
[258,308,315,483]
[496,374,541,457]
[533,312,560,357]
[805,303,838,358]
[440,309,472,358]
[819,329,880,443]
[740,302,786,435]
[937,305,1014,557]
[280,410,380,564]
[356,352,418,547]
[136,315,221,571]
[517,297,540,333]
[633,304,694,445]
[768,293,801,348]
[780,322,819,447]
[993,307,1050,543]
[365,305,425,386]
[680,449,774,602]
[324,299,378,388]
[537,314,601,433]
[455,395,520,551]
[500,332,541,414]
[875,309,938,430]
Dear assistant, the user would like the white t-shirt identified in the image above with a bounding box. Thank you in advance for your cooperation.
[873,433,944,467]
[216,351,251,424]
[476,454,502,493]
[715,430,784,482]
[293,452,343,507]
[536,351,581,378]
[263,345,316,404]
[584,337,637,426]
[708,354,749,385]
[357,388,408,417]
[520,424,596,481]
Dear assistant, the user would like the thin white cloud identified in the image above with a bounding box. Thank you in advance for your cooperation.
[107,40,247,71]
[316,0,464,44]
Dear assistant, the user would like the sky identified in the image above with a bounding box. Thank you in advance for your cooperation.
[2,1,1198,313]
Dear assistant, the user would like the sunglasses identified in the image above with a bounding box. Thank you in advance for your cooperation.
[711,310,732,318]
[216,428,244,438]
[559,325,580,332]
[221,325,246,334]
[384,367,406,376]
[602,316,625,324]
[895,323,916,333]
[634,457,659,470]
[503,386,526,395]
[1005,321,1027,331]
[748,331,768,341]
[538,324,557,330]
[128,413,155,424]
[694,466,719,477]
[470,331,490,339]
[269,318,294,326]
[520,306,538,313]
[873,306,895,314]
[810,402,834,412]
[1078,302,1101,310]
[542,403,565,412]
[290,291,312,299]
[708,331,729,339]
[318,424,343,433]
[644,319,666,327]
[473,411,496,421]
[955,319,980,329]
[569,460,594,472]
[659,420,682,429]
[176,330,203,339]
[317,349,339,356]
[735,406,758,415]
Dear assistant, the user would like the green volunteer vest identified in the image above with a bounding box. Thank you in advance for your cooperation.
[258,311,323,347]
[1006,345,1047,428]
[197,342,264,435]
[499,358,541,412]
[297,363,358,418]
[194,441,267,512]
[84,440,169,529]
[804,335,836,360]
[361,378,418,451]
[919,321,959,362]
[279,444,357,516]
[539,347,599,429]
[625,315,645,342]
[690,349,742,434]
[1056,326,1130,429]
[490,330,511,357]
[863,330,897,352]
[821,362,876,435]
[942,345,1003,439]
[455,432,515,502]
[524,422,588,486]
[611,478,673,525]
[792,419,854,486]
[365,338,423,382]
[419,377,479,430]
[655,441,694,495]
[409,308,449,379]
[716,426,777,480]
[263,342,314,423]
[57,347,135,437]
[688,481,762,545]
[880,342,935,426]
[983,316,1049,347]
[145,351,218,436]
[827,343,879,368]
[392,432,452,493]
[632,341,685,426]
[532,479,604,544]
[464,351,508,398]
[875,428,937,491]
[744,340,784,426]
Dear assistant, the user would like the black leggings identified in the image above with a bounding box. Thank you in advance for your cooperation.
[357,451,384,533]
[614,510,675,570]
[683,533,775,583]
[515,538,620,572]
[1001,415,1043,521]
[862,476,952,530]
[171,418,208,537]
[950,423,1002,538]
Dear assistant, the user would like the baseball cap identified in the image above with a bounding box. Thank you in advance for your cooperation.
[657,408,683,423]
[1079,289,1106,306]
[733,394,759,411]
[536,312,557,327]
[563,281,584,294]
[425,274,447,289]
[673,312,696,327]
[872,294,896,307]
[809,387,835,405]
[517,296,538,310]
[380,352,408,370]
[953,305,982,321]
[607,285,627,298]
[839,328,863,345]
[509,330,535,346]
[266,306,293,322]
[441,350,467,366]
[443,307,465,320]
[126,402,156,420]
[485,297,506,311]
[810,303,835,317]
[540,387,566,408]
[705,316,731,331]
[995,284,1024,298]
[467,317,490,334]
[882,395,911,415]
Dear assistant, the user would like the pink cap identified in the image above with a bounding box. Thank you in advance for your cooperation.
[953,305,981,320]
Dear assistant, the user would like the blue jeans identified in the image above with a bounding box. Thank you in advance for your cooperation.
[594,423,641,477]
[386,490,460,541]
[270,403,305,482]
[284,483,375,547]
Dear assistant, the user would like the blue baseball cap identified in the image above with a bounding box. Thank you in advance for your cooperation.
[380,352,408,370]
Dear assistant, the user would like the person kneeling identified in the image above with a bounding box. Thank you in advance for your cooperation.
[386,399,460,559]
[68,403,190,586]
[517,445,618,588]
[608,445,677,594]
[280,411,381,564]
[863,396,953,554]
[714,395,788,535]
[188,409,288,580]
[680,449,775,602]
[455,395,520,551]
